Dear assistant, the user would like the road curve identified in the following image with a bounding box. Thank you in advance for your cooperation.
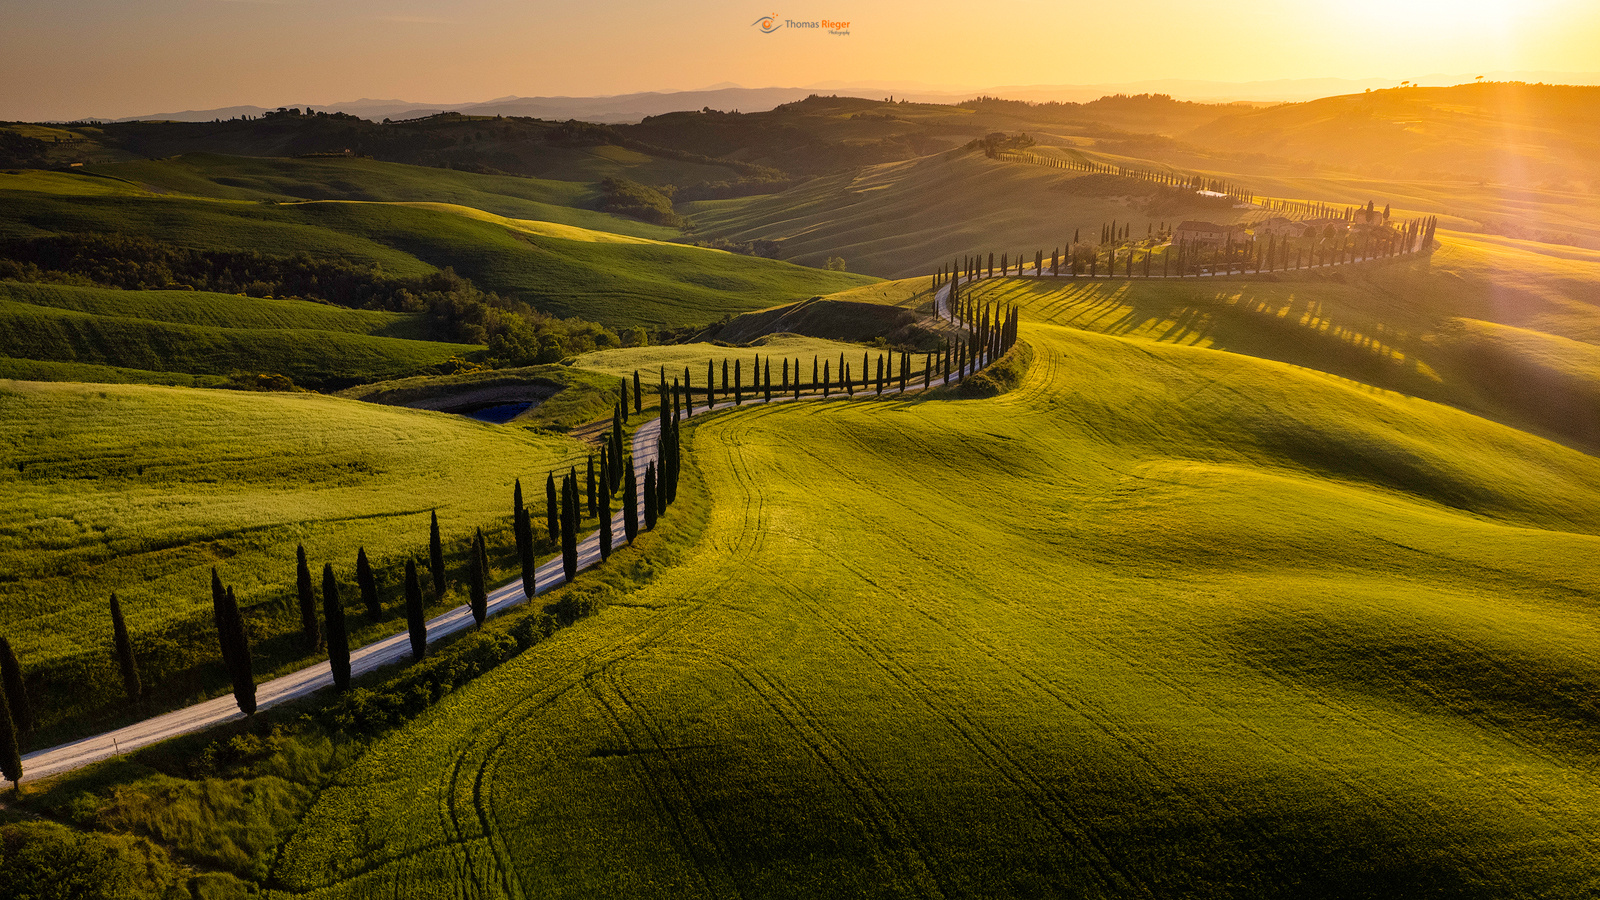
[20,291,977,784]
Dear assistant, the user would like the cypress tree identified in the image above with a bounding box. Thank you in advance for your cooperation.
[624,458,639,544]
[708,359,716,406]
[611,410,625,491]
[469,530,488,625]
[722,358,729,399]
[515,479,535,599]
[633,370,642,414]
[812,356,819,392]
[323,564,351,689]
[404,559,426,661]
[216,580,255,715]
[546,472,559,542]
[0,637,30,736]
[356,547,380,620]
[0,681,19,789]
[561,474,578,582]
[822,360,830,397]
[599,484,613,560]
[734,358,742,405]
[876,354,884,395]
[683,366,694,415]
[587,454,598,518]
[764,359,772,403]
[429,511,445,598]
[656,436,669,512]
[644,461,658,530]
[782,357,789,391]
[297,544,318,650]
[109,593,140,702]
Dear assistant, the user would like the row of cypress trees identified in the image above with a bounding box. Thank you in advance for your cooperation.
[931,214,1437,288]
[5,313,993,786]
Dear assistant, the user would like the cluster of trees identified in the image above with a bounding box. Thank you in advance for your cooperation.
[0,233,627,366]
[597,177,685,227]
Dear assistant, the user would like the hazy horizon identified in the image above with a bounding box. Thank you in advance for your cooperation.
[5,0,1599,121]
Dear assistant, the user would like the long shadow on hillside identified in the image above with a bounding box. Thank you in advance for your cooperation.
[1227,612,1600,765]
[980,267,1600,453]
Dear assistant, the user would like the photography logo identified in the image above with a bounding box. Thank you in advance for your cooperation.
[751,14,850,35]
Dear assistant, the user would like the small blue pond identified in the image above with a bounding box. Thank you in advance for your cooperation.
[462,402,533,424]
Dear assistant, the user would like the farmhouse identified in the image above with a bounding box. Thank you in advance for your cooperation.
[1174,220,1251,248]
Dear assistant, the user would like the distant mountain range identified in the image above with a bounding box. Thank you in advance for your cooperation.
[100,71,1600,125]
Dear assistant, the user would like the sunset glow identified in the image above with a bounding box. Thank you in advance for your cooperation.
[2,0,1597,120]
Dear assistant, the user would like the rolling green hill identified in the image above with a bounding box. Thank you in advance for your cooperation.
[685,148,1251,278]
[270,260,1600,898]
[0,380,590,743]
[87,154,681,240]
[0,281,475,389]
[0,166,877,329]
[1188,82,1600,189]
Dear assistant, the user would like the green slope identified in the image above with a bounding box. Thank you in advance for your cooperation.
[0,282,476,388]
[0,168,878,328]
[90,153,681,240]
[0,380,590,742]
[271,264,1600,897]
[685,148,1253,279]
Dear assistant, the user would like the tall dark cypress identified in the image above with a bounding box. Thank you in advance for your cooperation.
[644,461,658,531]
[429,511,446,598]
[356,547,380,620]
[722,358,729,399]
[655,438,668,512]
[546,472,559,542]
[109,593,140,702]
[764,359,772,403]
[561,474,579,583]
[599,483,613,560]
[633,370,643,415]
[0,681,19,788]
[514,479,535,599]
[404,559,426,661]
[216,581,255,715]
[586,454,598,518]
[323,564,351,689]
[611,409,625,491]
[296,544,318,650]
[708,359,716,407]
[684,366,694,416]
[469,530,488,625]
[876,354,884,395]
[0,637,30,736]
[477,523,491,588]
[624,458,639,544]
[734,358,742,405]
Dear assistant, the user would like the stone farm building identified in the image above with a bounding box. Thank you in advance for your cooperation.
[1174,221,1252,248]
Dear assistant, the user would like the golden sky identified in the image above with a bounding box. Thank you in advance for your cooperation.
[4,0,1599,119]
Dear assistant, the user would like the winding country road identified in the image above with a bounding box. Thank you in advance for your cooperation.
[19,279,979,784]
[20,239,1418,783]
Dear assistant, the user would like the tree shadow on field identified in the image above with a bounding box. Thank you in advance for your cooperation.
[1226,612,1600,764]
